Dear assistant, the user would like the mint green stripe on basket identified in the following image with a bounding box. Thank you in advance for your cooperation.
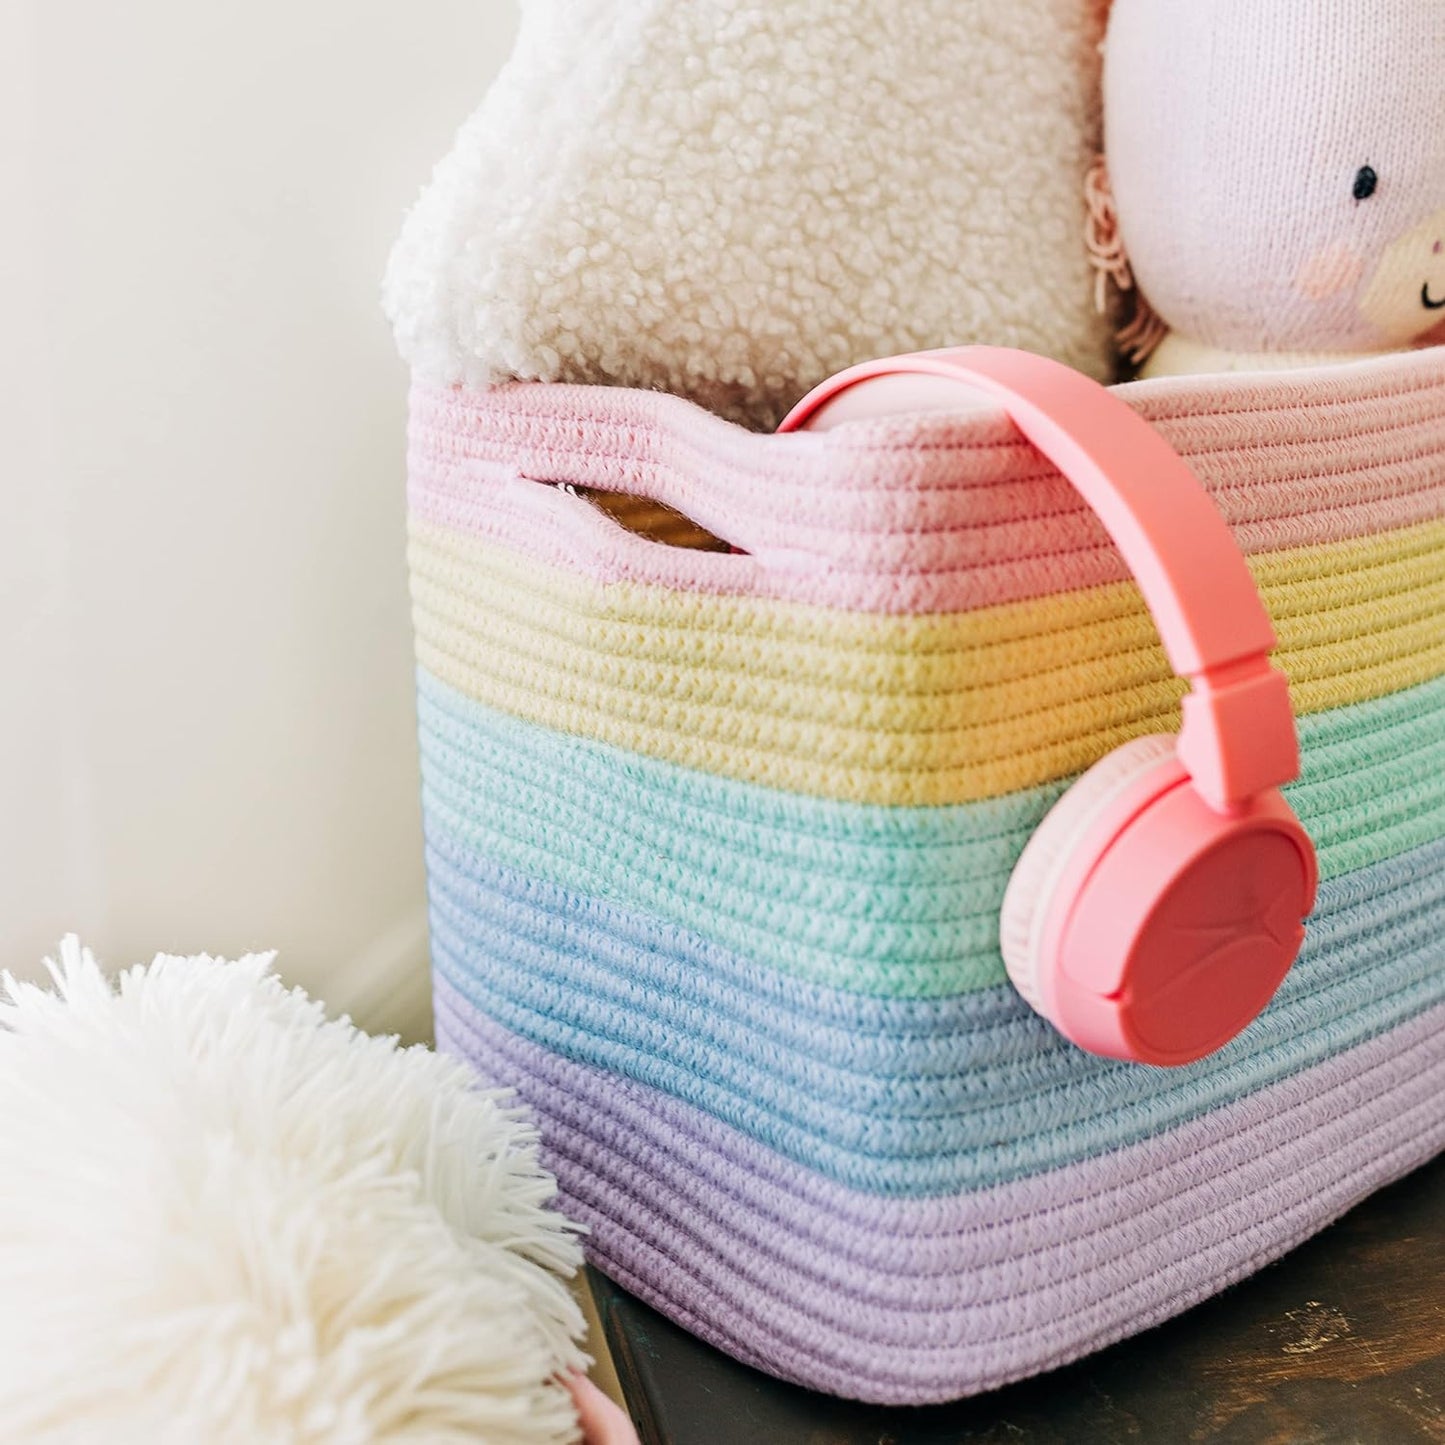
[416,667,1445,999]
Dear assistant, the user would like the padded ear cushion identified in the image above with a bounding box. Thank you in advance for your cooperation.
[1001,734,1179,1014]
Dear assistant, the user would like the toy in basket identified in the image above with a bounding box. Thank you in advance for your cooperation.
[392,0,1445,1407]
[1097,0,1445,375]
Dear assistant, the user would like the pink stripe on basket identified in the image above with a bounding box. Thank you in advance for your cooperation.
[409,348,1445,615]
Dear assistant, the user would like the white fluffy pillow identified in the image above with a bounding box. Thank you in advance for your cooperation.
[0,940,588,1445]
[385,0,1112,427]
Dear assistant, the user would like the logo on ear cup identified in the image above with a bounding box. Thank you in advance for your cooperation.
[1162,883,1306,961]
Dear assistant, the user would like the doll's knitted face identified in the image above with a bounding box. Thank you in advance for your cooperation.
[1104,0,1445,355]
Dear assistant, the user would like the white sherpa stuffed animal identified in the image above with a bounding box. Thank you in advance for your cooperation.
[385,0,1114,427]
[0,939,633,1445]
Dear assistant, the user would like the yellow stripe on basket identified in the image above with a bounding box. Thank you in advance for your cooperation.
[408,515,1445,806]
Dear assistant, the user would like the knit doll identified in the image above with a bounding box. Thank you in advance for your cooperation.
[1094,0,1445,378]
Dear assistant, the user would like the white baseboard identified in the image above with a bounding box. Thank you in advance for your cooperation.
[327,905,434,1045]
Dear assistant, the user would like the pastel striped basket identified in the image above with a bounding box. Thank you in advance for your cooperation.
[412,349,1445,1404]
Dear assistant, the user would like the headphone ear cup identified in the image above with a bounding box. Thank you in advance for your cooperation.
[1005,745,1317,1066]
[1001,735,1181,1015]
[1060,786,1314,1065]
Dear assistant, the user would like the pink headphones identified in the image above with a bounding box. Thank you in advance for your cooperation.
[780,348,1319,1067]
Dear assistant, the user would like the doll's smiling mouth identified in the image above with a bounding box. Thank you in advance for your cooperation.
[1423,282,1445,310]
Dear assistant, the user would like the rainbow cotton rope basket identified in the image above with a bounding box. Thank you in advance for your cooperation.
[411,348,1445,1404]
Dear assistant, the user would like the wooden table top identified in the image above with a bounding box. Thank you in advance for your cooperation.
[592,1152,1445,1444]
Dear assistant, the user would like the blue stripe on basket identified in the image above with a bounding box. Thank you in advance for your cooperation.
[424,819,1445,1196]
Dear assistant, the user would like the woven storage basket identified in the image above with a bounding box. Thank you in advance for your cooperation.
[412,349,1445,1405]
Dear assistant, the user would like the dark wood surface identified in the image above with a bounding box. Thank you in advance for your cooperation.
[592,1153,1445,1444]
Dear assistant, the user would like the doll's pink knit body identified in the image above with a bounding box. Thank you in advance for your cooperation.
[1105,0,1445,373]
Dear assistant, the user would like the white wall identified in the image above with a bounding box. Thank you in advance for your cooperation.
[1,1,517,1029]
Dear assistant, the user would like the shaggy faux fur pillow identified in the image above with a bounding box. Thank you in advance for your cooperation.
[385,0,1113,428]
[0,940,591,1445]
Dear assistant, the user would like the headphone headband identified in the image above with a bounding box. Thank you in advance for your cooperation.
[779,348,1300,809]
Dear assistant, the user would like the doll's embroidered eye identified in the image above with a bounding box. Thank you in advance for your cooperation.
[1353,165,1379,201]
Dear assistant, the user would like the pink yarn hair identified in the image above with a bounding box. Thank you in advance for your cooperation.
[1084,157,1166,365]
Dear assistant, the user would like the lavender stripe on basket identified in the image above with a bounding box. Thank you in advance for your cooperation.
[436,980,1445,1403]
